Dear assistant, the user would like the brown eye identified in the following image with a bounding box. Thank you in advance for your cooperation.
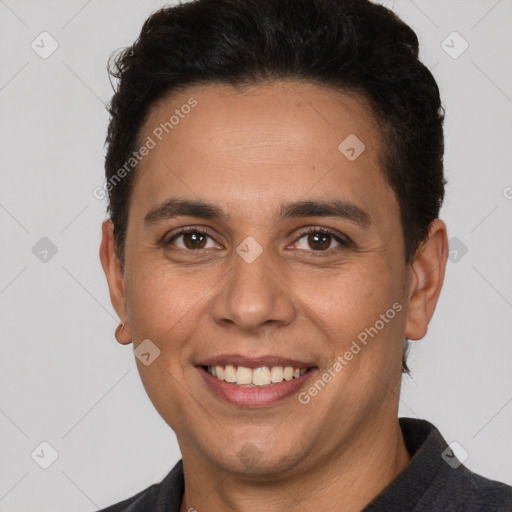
[182,232,208,249]
[294,228,348,253]
[307,232,331,251]
[167,229,217,250]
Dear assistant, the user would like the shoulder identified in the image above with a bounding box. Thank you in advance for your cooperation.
[428,438,512,510]
[391,418,512,511]
[460,469,512,511]
[96,460,184,512]
[96,484,159,512]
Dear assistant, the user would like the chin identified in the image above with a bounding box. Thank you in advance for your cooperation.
[201,436,311,478]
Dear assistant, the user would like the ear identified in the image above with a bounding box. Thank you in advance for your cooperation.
[405,219,448,340]
[99,219,132,345]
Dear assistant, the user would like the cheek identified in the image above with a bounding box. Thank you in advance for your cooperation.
[124,259,228,354]
[123,263,213,425]
[309,264,406,411]
[299,261,398,341]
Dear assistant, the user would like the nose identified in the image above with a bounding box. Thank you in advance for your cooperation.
[210,248,298,334]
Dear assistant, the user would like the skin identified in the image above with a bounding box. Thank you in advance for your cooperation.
[100,81,448,512]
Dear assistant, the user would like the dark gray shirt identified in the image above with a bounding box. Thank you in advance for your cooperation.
[98,418,512,511]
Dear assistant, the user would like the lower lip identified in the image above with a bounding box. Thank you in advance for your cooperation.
[197,367,317,407]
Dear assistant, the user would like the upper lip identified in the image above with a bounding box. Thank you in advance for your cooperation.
[197,354,316,369]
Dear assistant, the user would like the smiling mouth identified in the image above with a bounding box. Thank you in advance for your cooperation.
[202,364,311,387]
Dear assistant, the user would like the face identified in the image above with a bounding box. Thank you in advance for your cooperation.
[101,81,445,478]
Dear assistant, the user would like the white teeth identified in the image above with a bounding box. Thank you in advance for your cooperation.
[270,366,284,383]
[215,365,225,380]
[252,367,271,386]
[207,364,308,387]
[235,366,253,385]
[283,366,294,381]
[224,364,236,383]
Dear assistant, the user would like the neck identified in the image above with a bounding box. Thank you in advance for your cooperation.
[179,416,411,512]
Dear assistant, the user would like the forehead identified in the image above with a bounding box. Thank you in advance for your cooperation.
[130,80,396,224]
[140,80,381,162]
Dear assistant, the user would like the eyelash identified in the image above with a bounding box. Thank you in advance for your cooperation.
[164,226,350,254]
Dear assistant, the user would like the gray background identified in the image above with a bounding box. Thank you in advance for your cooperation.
[0,0,511,510]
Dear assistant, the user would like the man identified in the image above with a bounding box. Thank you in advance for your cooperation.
[98,0,512,510]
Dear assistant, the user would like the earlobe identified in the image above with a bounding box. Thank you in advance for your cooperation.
[99,219,132,345]
[115,322,132,346]
[404,219,448,341]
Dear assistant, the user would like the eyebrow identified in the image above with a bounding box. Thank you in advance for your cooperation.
[144,198,227,226]
[279,199,371,228]
[144,198,371,229]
